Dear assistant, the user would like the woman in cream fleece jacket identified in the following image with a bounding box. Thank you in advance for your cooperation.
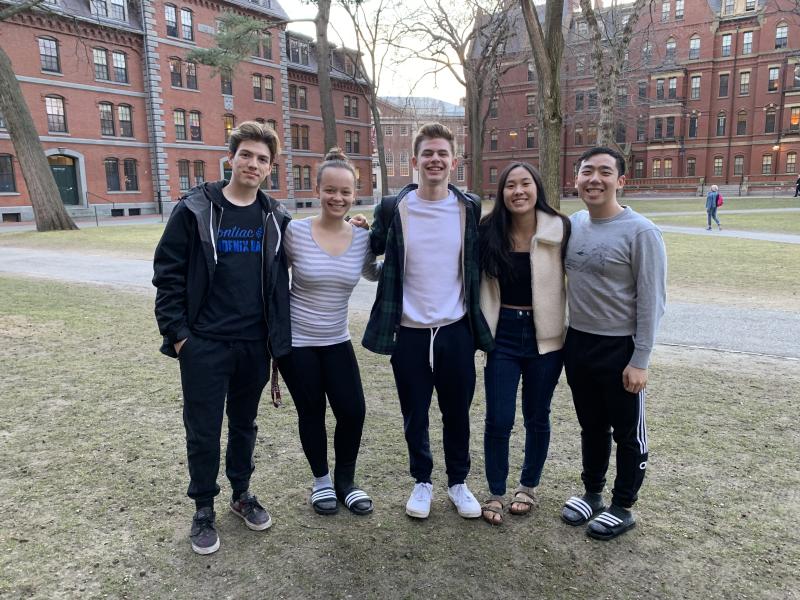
[478,162,570,525]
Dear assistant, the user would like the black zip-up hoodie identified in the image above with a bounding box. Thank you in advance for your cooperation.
[152,181,291,358]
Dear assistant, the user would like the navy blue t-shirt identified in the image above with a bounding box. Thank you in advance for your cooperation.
[193,193,268,341]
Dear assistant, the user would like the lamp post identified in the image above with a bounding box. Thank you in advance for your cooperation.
[509,129,518,160]
[773,143,780,187]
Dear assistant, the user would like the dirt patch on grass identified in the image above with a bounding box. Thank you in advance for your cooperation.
[1,277,798,599]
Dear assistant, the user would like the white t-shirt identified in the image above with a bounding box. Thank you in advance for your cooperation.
[401,190,465,328]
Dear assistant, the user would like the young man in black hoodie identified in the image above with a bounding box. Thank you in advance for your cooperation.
[153,121,291,555]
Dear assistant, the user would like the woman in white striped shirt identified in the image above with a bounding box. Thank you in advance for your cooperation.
[277,148,380,516]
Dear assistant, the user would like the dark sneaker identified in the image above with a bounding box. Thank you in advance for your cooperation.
[230,491,272,531]
[190,507,220,555]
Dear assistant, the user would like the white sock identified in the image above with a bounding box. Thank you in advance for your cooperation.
[313,473,332,492]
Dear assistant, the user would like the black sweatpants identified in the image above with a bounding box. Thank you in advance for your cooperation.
[277,340,366,489]
[563,327,649,509]
[178,335,270,508]
[390,317,476,488]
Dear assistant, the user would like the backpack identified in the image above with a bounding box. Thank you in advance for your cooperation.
[716,193,724,207]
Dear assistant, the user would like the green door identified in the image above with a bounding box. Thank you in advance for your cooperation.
[48,155,79,205]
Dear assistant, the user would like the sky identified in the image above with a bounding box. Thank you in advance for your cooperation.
[278,0,466,105]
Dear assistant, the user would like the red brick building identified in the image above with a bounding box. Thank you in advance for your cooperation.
[0,0,372,222]
[472,0,800,198]
[377,96,467,195]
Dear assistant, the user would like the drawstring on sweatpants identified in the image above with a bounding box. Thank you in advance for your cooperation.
[428,326,440,371]
[270,362,282,407]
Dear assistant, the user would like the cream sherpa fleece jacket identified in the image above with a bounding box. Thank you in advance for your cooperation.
[479,209,567,355]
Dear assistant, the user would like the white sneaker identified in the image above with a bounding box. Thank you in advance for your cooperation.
[405,482,433,518]
[448,483,481,518]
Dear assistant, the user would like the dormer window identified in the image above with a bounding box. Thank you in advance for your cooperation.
[289,39,310,65]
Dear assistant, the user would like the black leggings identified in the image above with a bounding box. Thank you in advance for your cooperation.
[277,340,366,489]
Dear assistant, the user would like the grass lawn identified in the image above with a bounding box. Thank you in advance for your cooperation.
[560,196,800,215]
[663,233,800,308]
[651,212,800,234]
[0,224,166,260]
[0,275,797,599]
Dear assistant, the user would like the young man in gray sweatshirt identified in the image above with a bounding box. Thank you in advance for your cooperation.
[560,146,667,541]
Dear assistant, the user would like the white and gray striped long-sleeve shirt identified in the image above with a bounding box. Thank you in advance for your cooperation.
[284,218,380,347]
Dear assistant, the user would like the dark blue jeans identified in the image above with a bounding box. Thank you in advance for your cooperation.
[484,308,563,496]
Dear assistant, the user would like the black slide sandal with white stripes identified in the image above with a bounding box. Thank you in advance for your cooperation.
[561,494,605,526]
[587,506,636,541]
[338,486,374,516]
[310,487,339,515]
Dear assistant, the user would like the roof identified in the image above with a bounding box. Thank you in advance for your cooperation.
[379,96,464,117]
[285,31,369,84]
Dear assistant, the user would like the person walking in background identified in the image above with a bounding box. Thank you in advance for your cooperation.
[705,184,722,231]
[153,122,291,555]
[362,123,494,520]
[477,162,570,525]
[560,146,667,541]
[794,176,800,197]
[277,148,380,517]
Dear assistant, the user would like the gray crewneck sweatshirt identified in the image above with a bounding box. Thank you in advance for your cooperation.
[565,207,667,369]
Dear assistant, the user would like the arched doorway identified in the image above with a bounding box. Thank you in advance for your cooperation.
[48,154,79,205]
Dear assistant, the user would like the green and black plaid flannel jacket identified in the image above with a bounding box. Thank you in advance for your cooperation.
[361,183,494,355]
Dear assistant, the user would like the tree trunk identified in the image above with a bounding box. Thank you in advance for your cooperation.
[369,99,388,195]
[315,0,338,152]
[465,70,484,198]
[596,72,616,146]
[0,46,77,230]
[520,0,564,210]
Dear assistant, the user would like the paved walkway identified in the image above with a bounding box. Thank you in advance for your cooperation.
[1,246,798,360]
[657,225,800,244]
[645,207,800,216]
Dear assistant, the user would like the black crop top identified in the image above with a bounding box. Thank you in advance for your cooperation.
[499,252,533,306]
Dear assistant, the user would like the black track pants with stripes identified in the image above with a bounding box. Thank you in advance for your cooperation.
[563,327,649,509]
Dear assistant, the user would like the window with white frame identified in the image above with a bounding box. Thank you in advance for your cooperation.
[110,0,126,20]
[112,51,128,83]
[174,109,186,140]
[99,101,115,135]
[400,151,409,176]
[386,151,394,176]
[734,155,744,176]
[93,48,109,80]
[761,154,772,175]
[45,95,67,132]
[165,4,178,37]
[787,152,797,173]
[742,32,753,54]
[39,37,60,73]
[118,104,133,137]
[665,38,676,61]
[689,36,700,59]
[691,76,701,99]
[768,67,780,92]
[775,23,788,49]
[180,8,193,41]
[739,71,750,95]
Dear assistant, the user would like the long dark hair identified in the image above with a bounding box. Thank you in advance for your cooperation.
[479,162,571,279]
